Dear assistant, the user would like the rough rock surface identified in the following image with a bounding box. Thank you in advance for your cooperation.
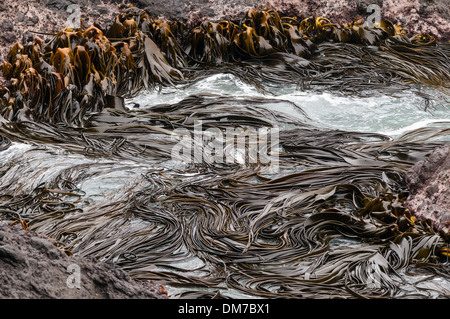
[151,0,450,42]
[0,0,124,73]
[405,143,450,239]
[0,223,168,299]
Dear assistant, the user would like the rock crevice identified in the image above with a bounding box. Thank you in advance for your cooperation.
[0,223,167,299]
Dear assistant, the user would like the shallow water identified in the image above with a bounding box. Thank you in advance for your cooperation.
[127,73,450,138]
[128,76,450,297]
[1,73,450,299]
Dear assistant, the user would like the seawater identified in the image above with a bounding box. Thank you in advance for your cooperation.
[126,73,450,138]
[1,73,449,298]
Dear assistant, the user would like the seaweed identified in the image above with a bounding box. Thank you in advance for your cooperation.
[0,5,449,299]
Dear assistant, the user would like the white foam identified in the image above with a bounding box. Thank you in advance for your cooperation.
[381,119,450,137]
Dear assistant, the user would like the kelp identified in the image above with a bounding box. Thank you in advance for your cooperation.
[1,6,449,125]
[0,5,449,299]
[0,91,449,298]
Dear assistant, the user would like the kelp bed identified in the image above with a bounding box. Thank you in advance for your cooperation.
[0,6,450,298]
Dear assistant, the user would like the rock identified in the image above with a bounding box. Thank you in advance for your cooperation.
[30,15,40,25]
[97,6,110,15]
[29,236,65,259]
[133,0,152,6]
[17,13,25,22]
[22,31,34,44]
[1,32,16,43]
[405,143,450,239]
[0,244,26,266]
[2,19,14,32]
[47,0,72,10]
[25,15,40,26]
[0,223,167,299]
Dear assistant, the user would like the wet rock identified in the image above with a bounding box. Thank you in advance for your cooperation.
[405,143,450,239]
[0,223,167,299]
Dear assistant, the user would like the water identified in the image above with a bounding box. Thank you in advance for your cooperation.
[127,73,450,138]
[1,73,450,299]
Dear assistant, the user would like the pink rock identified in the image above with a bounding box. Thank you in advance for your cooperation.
[405,144,450,239]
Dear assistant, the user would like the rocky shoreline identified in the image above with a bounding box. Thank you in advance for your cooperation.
[0,0,449,299]
[0,0,449,85]
[405,143,450,240]
[0,0,449,66]
[0,223,168,298]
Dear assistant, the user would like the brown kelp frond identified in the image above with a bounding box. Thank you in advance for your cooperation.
[1,6,448,126]
[0,7,184,126]
[0,98,449,298]
[1,126,448,298]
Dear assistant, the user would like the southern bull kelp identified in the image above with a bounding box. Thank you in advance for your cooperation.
[1,5,449,125]
[0,5,449,299]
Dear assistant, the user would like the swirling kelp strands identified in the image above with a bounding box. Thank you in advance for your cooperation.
[0,115,179,162]
[162,172,376,250]
[0,155,123,228]
[150,136,450,298]
[1,159,190,271]
[340,126,450,167]
[152,169,326,266]
[235,170,410,249]
[174,180,446,298]
[342,234,448,298]
[0,181,85,253]
[279,127,450,170]
[0,94,304,165]
[230,235,448,299]
[306,43,423,97]
[309,43,404,95]
[167,201,417,298]
[47,164,232,285]
[146,94,306,128]
[224,245,383,298]
[278,128,397,168]
[0,133,448,297]
[368,37,450,88]
[0,94,446,294]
